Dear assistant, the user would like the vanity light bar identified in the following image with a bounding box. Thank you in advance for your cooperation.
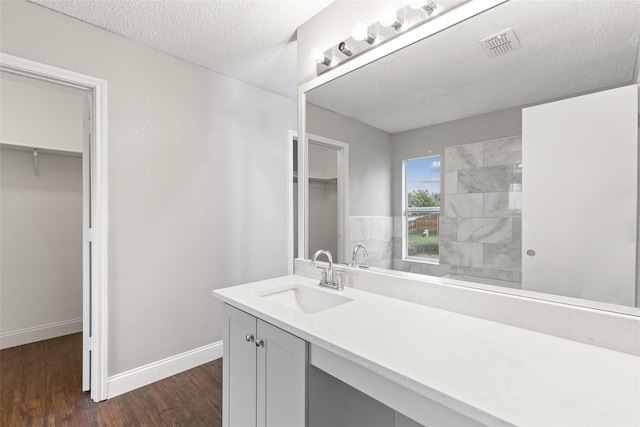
[314,1,444,76]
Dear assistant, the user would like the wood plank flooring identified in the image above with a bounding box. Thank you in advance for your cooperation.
[0,333,223,426]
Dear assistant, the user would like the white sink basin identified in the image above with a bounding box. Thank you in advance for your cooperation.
[260,284,352,314]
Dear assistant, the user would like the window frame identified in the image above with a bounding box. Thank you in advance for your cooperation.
[402,154,441,265]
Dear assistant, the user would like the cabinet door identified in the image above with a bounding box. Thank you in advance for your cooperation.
[223,305,258,427]
[256,319,307,427]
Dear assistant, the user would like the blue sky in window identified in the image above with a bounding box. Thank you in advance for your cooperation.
[406,156,441,194]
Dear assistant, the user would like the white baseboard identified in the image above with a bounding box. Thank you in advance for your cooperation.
[0,318,83,350]
[107,340,223,399]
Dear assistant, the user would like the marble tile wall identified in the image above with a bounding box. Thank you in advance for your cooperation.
[349,216,394,269]
[440,136,522,284]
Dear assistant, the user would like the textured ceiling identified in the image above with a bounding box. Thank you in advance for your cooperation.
[307,0,640,134]
[27,0,334,100]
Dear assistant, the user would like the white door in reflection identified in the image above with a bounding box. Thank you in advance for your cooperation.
[522,84,638,307]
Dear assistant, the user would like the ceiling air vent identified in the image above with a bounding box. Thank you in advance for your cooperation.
[479,28,521,57]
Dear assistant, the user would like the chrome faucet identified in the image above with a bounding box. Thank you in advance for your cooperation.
[310,250,344,291]
[351,244,369,268]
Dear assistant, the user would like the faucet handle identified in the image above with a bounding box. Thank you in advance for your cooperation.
[334,272,345,290]
[319,269,329,286]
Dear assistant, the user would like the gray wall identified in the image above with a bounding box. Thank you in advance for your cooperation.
[307,104,393,217]
[308,143,338,257]
[309,366,396,427]
[1,0,296,376]
[1,71,84,152]
[0,149,83,344]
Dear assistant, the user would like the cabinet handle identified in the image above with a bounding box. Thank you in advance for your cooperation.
[255,339,264,348]
[245,334,254,343]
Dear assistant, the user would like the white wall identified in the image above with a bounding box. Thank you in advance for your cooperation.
[1,71,84,152]
[0,149,83,348]
[1,0,296,377]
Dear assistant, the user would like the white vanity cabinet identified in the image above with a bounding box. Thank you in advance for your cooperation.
[222,303,307,427]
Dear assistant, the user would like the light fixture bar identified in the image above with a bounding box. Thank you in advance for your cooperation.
[314,1,451,76]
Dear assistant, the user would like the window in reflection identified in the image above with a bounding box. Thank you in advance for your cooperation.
[404,155,441,262]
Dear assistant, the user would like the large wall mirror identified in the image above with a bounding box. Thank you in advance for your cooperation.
[301,0,640,315]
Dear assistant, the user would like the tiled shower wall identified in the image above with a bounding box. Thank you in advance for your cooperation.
[440,136,523,285]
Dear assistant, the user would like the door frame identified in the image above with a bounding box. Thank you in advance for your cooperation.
[287,131,350,270]
[288,130,297,274]
[297,130,349,264]
[0,52,109,402]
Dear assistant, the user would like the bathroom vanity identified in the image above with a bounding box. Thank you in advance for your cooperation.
[214,269,640,427]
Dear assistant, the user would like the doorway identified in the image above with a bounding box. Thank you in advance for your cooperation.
[0,53,108,402]
[296,133,349,264]
[307,142,339,258]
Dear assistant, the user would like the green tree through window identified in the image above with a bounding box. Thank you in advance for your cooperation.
[408,189,440,208]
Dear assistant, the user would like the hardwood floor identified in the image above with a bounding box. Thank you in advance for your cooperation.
[0,333,223,426]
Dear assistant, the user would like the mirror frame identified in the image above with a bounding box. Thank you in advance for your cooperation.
[297,0,640,317]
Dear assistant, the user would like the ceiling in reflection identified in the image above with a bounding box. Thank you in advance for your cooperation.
[307,0,640,134]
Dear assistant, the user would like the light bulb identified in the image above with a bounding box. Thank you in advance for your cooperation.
[351,22,368,41]
[378,5,398,27]
[351,21,376,44]
[310,48,324,62]
[379,4,403,31]
[410,0,439,15]
[311,48,331,66]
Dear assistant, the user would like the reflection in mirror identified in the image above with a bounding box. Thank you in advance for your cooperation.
[308,142,339,258]
[305,135,349,264]
[404,154,441,263]
[304,0,640,312]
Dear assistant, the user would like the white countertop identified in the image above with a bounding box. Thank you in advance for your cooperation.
[214,274,640,426]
